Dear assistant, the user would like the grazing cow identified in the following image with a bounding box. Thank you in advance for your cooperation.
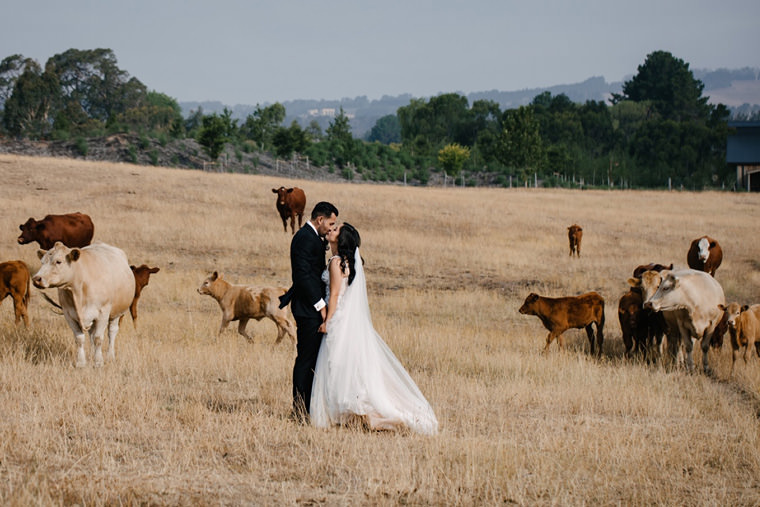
[198,271,295,344]
[519,291,605,355]
[567,224,583,257]
[718,303,760,376]
[642,269,725,374]
[0,260,31,327]
[18,212,94,250]
[33,242,134,367]
[272,187,306,234]
[687,236,722,277]
[128,264,160,327]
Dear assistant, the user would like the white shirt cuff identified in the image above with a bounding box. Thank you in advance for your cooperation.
[314,299,326,312]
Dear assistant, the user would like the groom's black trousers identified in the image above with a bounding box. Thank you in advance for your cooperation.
[292,315,324,414]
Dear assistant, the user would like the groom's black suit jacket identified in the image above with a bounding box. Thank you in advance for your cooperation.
[281,223,326,320]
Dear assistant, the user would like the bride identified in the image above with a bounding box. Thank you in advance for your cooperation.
[310,223,438,435]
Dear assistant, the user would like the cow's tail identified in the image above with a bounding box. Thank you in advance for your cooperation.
[39,291,64,314]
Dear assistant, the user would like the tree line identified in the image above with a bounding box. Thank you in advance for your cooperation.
[0,48,736,188]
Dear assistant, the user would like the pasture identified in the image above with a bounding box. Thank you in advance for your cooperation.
[0,153,759,505]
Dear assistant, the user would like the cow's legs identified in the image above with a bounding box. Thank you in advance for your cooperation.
[237,318,253,342]
[270,315,295,344]
[281,218,288,233]
[700,329,714,375]
[297,213,303,230]
[585,324,595,355]
[107,316,121,360]
[89,316,110,367]
[683,335,696,372]
[12,293,29,327]
[63,313,88,367]
[544,332,556,352]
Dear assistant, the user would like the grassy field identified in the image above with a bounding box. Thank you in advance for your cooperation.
[0,153,759,505]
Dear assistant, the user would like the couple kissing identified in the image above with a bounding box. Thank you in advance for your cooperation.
[279,201,437,435]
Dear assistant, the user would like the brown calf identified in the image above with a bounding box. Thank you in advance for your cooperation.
[129,264,160,327]
[519,291,605,355]
[0,260,31,327]
[719,303,760,377]
[198,271,295,344]
[567,224,583,257]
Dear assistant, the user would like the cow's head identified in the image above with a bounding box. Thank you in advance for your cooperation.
[131,264,160,292]
[642,271,682,312]
[629,270,666,308]
[697,236,715,262]
[32,241,80,289]
[17,217,44,245]
[198,271,222,296]
[272,187,293,206]
[718,302,746,331]
[519,293,540,315]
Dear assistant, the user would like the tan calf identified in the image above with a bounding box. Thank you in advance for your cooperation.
[198,271,295,345]
[719,303,760,377]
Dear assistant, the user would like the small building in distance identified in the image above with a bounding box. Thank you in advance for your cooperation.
[727,121,760,191]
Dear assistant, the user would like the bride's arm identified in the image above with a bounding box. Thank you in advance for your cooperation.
[319,257,344,332]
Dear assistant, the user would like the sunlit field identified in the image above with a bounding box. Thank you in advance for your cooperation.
[0,153,759,505]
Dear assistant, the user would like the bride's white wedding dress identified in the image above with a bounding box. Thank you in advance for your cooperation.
[310,248,438,435]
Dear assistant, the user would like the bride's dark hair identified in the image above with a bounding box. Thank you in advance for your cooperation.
[337,222,361,285]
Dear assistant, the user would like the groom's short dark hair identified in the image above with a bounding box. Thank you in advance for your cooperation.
[311,201,339,219]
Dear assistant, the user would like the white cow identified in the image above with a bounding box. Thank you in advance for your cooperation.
[642,269,725,374]
[33,241,135,367]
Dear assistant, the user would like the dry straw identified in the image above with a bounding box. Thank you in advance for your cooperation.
[0,154,758,505]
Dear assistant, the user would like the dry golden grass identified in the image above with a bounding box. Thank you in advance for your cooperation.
[0,153,759,505]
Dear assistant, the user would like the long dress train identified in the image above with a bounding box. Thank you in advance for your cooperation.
[310,248,438,435]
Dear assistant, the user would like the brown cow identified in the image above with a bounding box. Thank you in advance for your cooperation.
[519,291,605,355]
[0,260,31,327]
[18,212,94,250]
[718,303,760,377]
[618,289,647,358]
[128,264,160,327]
[567,224,582,257]
[687,236,722,277]
[272,187,306,234]
[198,271,295,344]
[622,263,673,360]
[632,263,673,279]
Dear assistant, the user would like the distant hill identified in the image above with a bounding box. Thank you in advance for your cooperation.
[180,68,760,138]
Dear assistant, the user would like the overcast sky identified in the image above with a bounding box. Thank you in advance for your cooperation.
[3,0,758,105]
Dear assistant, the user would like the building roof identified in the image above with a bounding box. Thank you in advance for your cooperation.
[727,122,760,164]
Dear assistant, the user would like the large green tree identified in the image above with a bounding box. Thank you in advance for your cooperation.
[240,102,286,151]
[496,106,544,176]
[614,50,710,122]
[2,60,59,138]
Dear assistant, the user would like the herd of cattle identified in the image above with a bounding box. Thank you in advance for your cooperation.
[520,228,760,377]
[1,211,294,367]
[2,197,758,378]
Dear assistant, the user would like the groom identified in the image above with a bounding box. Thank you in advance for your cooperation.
[279,201,339,421]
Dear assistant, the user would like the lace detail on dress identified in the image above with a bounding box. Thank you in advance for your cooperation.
[322,255,347,304]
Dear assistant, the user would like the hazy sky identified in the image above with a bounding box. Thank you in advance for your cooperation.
[3,0,758,105]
